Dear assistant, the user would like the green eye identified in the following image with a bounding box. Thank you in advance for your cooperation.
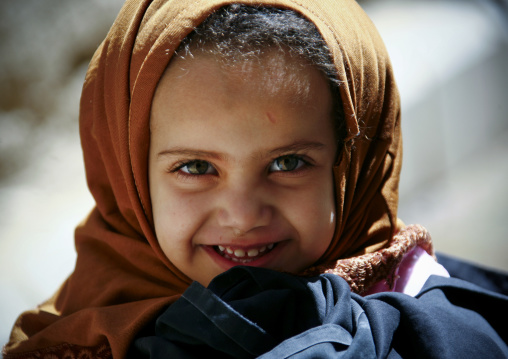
[181,160,214,175]
[270,155,304,172]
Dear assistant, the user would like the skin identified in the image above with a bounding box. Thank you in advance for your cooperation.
[149,51,337,286]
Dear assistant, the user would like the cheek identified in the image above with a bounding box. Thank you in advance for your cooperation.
[303,192,335,252]
[282,177,336,254]
[152,184,204,249]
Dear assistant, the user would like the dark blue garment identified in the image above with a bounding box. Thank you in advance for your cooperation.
[437,252,508,295]
[132,266,508,358]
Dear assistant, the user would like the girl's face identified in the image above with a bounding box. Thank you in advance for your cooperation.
[149,52,337,286]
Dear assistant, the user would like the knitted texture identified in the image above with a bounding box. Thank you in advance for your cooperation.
[302,225,434,294]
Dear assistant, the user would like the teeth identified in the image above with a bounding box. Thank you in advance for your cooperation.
[233,258,254,263]
[216,243,276,260]
[248,248,259,257]
[234,249,246,257]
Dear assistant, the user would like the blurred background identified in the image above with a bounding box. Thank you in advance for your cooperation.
[1,0,507,344]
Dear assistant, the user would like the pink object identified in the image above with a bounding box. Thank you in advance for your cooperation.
[365,246,450,296]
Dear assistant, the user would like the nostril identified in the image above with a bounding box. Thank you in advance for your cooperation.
[216,195,273,233]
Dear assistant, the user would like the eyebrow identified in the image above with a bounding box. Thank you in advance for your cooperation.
[157,140,326,160]
[267,140,325,156]
[157,148,226,160]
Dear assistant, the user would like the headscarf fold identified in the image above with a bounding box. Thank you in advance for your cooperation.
[4,0,404,357]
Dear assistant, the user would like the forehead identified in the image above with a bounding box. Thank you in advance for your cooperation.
[151,52,332,132]
[155,50,324,108]
[149,51,336,165]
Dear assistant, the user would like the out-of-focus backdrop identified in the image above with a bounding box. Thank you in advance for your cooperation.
[1,0,507,345]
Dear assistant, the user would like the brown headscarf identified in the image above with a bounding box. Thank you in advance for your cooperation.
[4,0,405,357]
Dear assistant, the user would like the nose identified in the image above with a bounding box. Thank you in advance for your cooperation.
[216,181,272,235]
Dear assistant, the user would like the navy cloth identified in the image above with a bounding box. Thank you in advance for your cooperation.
[132,265,508,358]
[436,252,508,296]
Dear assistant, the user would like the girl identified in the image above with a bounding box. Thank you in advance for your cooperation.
[4,1,507,358]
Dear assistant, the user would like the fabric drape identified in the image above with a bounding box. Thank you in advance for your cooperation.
[132,266,508,358]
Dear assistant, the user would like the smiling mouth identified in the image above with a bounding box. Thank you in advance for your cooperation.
[214,243,276,263]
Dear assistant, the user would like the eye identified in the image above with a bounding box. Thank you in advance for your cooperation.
[269,155,305,172]
[178,160,216,175]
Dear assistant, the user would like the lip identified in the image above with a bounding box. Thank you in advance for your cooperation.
[202,241,286,272]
